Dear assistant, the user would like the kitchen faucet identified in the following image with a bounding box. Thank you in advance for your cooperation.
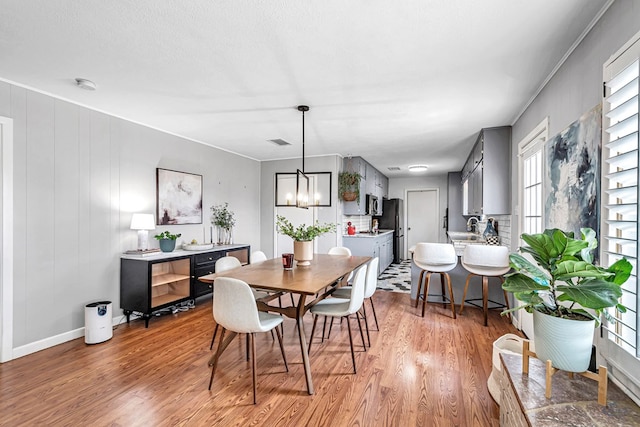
[466,217,479,233]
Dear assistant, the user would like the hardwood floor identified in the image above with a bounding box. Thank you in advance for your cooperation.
[0,291,520,426]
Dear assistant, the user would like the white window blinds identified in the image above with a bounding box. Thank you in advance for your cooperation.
[602,58,639,356]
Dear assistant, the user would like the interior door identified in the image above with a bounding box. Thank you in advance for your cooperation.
[406,189,439,253]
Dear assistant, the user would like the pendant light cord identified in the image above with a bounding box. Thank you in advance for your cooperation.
[298,105,309,173]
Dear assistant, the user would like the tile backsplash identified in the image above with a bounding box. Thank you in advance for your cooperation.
[341,216,371,234]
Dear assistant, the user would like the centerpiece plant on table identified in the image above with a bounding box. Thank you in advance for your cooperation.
[502,227,631,372]
[276,215,336,266]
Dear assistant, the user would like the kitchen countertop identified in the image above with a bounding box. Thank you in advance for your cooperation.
[343,229,394,238]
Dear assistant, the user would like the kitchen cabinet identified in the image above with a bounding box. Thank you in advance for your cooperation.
[342,231,394,275]
[343,156,388,216]
[461,126,511,215]
[120,244,250,327]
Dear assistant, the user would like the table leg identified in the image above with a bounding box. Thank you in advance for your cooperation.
[295,294,314,395]
[207,329,237,367]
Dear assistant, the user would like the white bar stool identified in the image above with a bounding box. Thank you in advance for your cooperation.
[459,244,511,326]
[413,243,457,319]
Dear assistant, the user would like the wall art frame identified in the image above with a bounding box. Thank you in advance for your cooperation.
[156,168,203,225]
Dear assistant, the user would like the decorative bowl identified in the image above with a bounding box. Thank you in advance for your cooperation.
[182,243,214,251]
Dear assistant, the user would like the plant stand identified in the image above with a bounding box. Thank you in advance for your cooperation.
[521,340,608,405]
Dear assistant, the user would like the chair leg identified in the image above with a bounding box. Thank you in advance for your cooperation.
[458,273,474,314]
[444,272,456,319]
[369,297,379,331]
[346,315,357,374]
[482,276,489,327]
[308,313,320,353]
[355,311,367,352]
[321,316,328,342]
[415,269,425,308]
[421,272,433,317]
[500,276,511,321]
[209,327,227,390]
[246,334,250,361]
[327,317,335,339]
[210,323,219,350]
[361,305,371,348]
[440,273,447,308]
[275,324,288,372]
[250,333,257,404]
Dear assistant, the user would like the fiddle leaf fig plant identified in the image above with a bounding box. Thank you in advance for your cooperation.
[502,228,631,325]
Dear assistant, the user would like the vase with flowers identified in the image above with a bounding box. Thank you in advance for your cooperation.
[210,202,236,245]
[276,215,336,266]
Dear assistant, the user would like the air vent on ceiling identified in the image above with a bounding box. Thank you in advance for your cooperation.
[387,167,401,171]
[268,138,291,146]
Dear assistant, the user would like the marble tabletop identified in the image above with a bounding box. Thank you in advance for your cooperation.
[501,353,640,425]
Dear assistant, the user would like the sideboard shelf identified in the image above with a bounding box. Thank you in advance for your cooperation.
[120,244,250,327]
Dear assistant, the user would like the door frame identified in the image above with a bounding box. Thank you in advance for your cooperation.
[404,187,440,258]
[1,116,14,362]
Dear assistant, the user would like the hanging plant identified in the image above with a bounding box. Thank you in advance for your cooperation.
[338,171,362,204]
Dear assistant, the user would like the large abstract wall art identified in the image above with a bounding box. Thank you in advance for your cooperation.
[544,103,602,237]
[156,168,203,225]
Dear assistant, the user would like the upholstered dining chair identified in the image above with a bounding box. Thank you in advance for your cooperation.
[251,250,268,263]
[331,257,380,347]
[308,264,368,374]
[458,244,511,326]
[208,277,288,404]
[328,246,354,285]
[210,256,242,350]
[413,242,458,319]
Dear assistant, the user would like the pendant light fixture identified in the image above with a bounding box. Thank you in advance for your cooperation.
[295,105,310,209]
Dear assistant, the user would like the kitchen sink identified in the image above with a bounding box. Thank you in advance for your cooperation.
[447,231,484,242]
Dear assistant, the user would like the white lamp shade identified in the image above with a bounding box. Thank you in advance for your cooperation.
[130,213,156,230]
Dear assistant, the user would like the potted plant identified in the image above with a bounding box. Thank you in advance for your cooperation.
[338,171,362,203]
[210,202,236,245]
[502,228,631,372]
[154,231,182,252]
[276,215,336,266]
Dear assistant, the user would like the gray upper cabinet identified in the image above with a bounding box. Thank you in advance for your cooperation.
[343,156,388,216]
[462,126,511,216]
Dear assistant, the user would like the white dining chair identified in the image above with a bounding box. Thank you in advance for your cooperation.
[208,277,288,404]
[308,264,368,373]
[251,250,268,263]
[332,257,380,347]
[328,246,354,285]
[210,256,242,350]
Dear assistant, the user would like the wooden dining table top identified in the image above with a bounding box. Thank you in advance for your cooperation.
[198,254,371,295]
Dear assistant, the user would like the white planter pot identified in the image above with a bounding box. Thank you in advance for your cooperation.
[533,309,595,372]
[294,240,313,266]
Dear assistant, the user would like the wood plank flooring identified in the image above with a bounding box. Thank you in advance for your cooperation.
[0,291,520,426]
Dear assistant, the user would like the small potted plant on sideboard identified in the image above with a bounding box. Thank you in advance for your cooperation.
[154,231,182,253]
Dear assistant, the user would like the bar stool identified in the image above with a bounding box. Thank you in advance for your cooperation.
[413,243,457,319]
[459,244,511,326]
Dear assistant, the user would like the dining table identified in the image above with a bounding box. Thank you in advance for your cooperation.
[199,253,371,395]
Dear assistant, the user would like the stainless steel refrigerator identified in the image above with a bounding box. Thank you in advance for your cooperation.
[374,198,404,263]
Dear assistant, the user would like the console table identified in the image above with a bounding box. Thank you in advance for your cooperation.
[120,244,250,327]
[499,353,640,426]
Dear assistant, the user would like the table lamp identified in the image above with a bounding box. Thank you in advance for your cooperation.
[130,213,155,251]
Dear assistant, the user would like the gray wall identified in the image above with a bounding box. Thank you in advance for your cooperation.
[260,155,342,257]
[0,82,261,349]
[510,0,640,247]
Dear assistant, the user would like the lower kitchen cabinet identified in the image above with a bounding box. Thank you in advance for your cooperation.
[120,244,250,327]
[342,231,394,276]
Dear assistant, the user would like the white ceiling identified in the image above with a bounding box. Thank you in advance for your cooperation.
[0,0,610,176]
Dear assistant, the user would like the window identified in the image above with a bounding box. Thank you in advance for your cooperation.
[518,119,548,237]
[600,29,640,404]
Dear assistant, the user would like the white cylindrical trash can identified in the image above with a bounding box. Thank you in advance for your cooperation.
[85,301,113,344]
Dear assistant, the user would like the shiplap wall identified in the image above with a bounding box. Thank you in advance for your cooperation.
[0,82,260,353]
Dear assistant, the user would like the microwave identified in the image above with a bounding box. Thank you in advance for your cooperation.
[366,194,378,215]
